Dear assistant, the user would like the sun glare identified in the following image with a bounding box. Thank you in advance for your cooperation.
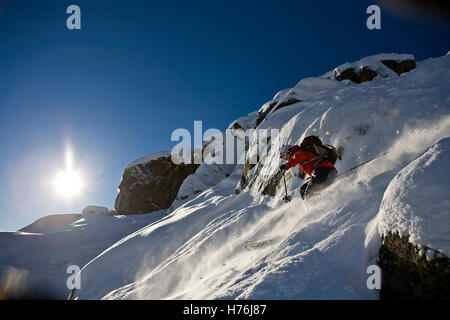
[53,146,84,199]
[54,170,82,198]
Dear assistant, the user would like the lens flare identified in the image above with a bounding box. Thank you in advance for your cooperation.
[387,108,400,118]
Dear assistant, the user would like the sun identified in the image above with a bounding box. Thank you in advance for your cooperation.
[54,170,83,198]
[53,146,84,199]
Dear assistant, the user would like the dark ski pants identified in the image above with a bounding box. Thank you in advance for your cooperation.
[300,167,337,200]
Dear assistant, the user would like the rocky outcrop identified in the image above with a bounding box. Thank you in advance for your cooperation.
[380,59,416,76]
[329,53,417,84]
[377,137,450,299]
[261,169,284,196]
[115,153,199,215]
[236,54,420,196]
[378,232,450,300]
[334,66,378,84]
[234,160,256,194]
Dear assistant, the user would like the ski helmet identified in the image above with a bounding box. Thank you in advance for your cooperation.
[280,145,293,158]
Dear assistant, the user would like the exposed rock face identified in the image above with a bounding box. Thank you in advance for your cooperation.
[261,169,289,196]
[235,160,256,194]
[378,232,450,300]
[381,59,416,76]
[334,66,378,84]
[115,154,199,215]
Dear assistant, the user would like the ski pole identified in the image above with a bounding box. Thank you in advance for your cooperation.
[282,171,291,203]
[336,151,388,178]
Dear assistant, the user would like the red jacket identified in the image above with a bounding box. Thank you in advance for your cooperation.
[285,146,334,176]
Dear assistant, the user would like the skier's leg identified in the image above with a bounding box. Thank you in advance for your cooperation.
[299,181,309,200]
[303,167,337,199]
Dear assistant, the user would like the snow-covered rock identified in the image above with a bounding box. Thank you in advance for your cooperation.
[321,53,416,83]
[240,53,445,199]
[379,137,450,256]
[82,206,109,216]
[229,110,258,131]
[125,151,171,169]
[254,54,416,131]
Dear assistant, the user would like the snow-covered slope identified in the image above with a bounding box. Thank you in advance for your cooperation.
[1,53,449,300]
[19,214,82,234]
[0,211,166,298]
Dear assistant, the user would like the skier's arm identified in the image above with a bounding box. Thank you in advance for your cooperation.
[285,150,307,169]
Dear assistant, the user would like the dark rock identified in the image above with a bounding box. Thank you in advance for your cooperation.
[115,156,199,215]
[378,231,450,300]
[359,67,378,82]
[334,67,378,84]
[230,121,244,131]
[273,97,302,112]
[381,59,416,76]
[256,101,278,127]
[333,56,416,84]
[256,98,302,127]
[262,169,284,196]
[237,160,256,192]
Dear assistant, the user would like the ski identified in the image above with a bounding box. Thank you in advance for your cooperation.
[244,237,279,250]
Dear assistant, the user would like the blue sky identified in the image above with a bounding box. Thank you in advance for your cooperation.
[0,0,449,230]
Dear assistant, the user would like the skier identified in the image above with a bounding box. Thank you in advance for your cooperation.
[280,136,340,200]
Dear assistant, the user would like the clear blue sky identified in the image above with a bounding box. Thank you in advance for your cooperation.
[0,0,449,230]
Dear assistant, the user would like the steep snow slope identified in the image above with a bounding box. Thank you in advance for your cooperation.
[170,138,237,212]
[68,53,450,300]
